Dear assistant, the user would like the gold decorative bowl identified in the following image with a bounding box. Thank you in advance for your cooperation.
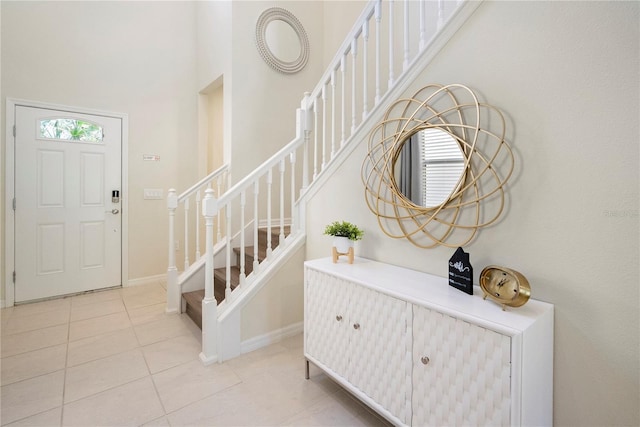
[479,265,531,310]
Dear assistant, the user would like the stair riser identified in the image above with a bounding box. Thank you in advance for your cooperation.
[185,304,202,329]
[214,276,226,302]
[235,252,257,276]
[258,229,281,248]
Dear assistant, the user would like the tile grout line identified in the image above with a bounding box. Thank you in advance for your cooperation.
[60,297,73,426]
[134,288,172,425]
[1,285,377,427]
[0,287,167,426]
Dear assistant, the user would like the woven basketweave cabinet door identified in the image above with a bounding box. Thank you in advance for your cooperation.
[304,270,351,378]
[347,284,412,424]
[412,305,511,426]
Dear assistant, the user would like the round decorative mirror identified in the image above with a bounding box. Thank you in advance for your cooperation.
[395,128,465,208]
[362,84,515,248]
[255,8,309,74]
[265,20,301,63]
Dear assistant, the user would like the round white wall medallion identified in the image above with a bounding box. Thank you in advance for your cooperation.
[255,7,309,74]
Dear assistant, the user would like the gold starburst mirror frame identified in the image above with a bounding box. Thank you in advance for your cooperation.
[361,84,514,248]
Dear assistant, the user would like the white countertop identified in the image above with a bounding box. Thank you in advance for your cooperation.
[305,257,554,336]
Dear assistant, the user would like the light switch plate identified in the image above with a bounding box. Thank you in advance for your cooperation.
[144,189,163,200]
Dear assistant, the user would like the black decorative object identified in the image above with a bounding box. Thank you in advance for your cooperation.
[448,247,473,295]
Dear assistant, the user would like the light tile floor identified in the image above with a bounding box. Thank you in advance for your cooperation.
[1,282,392,426]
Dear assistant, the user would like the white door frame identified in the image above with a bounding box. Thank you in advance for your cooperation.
[5,98,129,307]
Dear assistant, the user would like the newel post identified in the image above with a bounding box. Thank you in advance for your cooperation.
[166,189,180,314]
[200,188,219,365]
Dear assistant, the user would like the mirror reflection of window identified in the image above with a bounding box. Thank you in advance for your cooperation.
[265,19,301,63]
[421,129,465,207]
[399,128,464,208]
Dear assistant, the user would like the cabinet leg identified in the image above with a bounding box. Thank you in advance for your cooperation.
[305,359,310,380]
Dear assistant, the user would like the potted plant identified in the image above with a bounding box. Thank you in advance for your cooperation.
[324,221,364,263]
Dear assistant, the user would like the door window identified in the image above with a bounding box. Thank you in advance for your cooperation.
[39,118,104,143]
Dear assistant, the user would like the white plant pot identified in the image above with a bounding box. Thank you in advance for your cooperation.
[333,236,353,254]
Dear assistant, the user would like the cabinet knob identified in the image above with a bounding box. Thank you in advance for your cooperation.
[353,323,360,330]
[336,315,343,322]
[421,356,430,365]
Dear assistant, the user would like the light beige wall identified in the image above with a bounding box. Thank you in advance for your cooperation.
[0,1,3,304]
[322,1,366,65]
[196,0,232,173]
[306,1,639,425]
[1,1,199,287]
[228,1,325,181]
[241,245,305,341]
[207,86,224,174]
[196,0,231,93]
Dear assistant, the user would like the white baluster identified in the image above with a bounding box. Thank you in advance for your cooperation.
[351,38,357,135]
[301,92,311,190]
[290,150,296,234]
[321,85,327,171]
[340,55,347,147]
[183,197,190,270]
[253,180,260,273]
[266,168,273,256]
[200,188,218,365]
[362,20,369,119]
[279,159,285,243]
[313,98,319,179]
[438,0,445,29]
[375,0,382,105]
[225,203,232,301]
[388,0,395,88]
[330,70,336,158]
[166,189,180,314]
[239,190,246,287]
[195,189,201,259]
[216,181,222,242]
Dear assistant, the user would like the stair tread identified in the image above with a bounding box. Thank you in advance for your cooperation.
[183,290,205,306]
[183,290,205,329]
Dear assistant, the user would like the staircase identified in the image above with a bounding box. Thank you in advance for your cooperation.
[182,227,288,329]
[167,0,483,365]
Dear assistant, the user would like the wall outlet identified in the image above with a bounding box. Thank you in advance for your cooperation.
[144,189,164,200]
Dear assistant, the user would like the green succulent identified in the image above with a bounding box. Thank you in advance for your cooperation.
[323,221,364,241]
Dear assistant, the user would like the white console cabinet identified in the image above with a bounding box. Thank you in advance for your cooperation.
[304,257,554,427]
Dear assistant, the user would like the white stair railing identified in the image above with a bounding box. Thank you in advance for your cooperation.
[200,114,308,311]
[166,165,229,313]
[169,0,481,361]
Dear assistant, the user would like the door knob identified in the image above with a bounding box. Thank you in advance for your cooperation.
[106,209,120,215]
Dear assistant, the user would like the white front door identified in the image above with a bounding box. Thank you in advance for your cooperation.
[14,106,122,302]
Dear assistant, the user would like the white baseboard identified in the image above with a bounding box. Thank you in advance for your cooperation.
[127,273,166,288]
[240,321,303,355]
[199,351,218,366]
